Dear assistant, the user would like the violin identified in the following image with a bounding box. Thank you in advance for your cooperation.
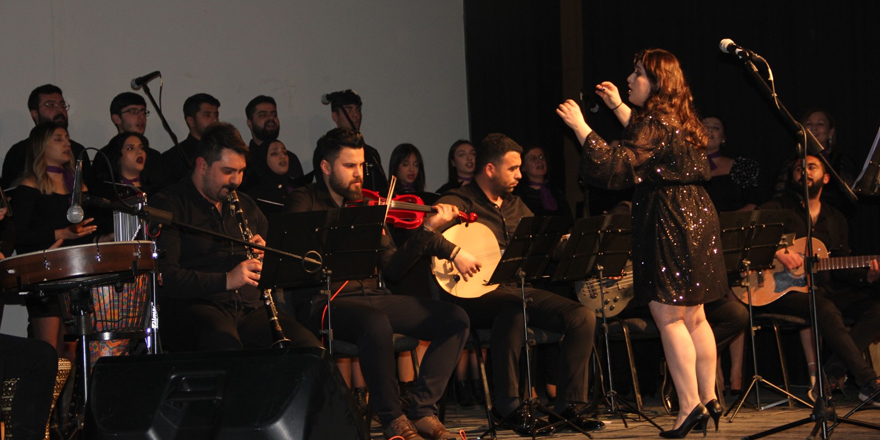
[350,189,477,229]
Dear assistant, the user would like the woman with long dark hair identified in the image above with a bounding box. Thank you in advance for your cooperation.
[558,49,726,438]
[436,140,475,194]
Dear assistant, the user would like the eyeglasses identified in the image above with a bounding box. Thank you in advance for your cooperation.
[121,108,151,117]
[42,101,70,111]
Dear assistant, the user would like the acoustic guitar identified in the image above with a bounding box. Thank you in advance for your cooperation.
[732,237,880,306]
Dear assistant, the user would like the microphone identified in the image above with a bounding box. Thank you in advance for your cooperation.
[719,38,753,59]
[67,159,84,223]
[321,93,334,105]
[130,71,161,89]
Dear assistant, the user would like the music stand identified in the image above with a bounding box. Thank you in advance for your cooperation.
[553,214,662,431]
[718,209,815,422]
[261,206,386,354]
[477,216,598,440]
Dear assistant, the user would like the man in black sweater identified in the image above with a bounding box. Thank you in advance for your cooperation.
[285,128,470,440]
[757,154,880,404]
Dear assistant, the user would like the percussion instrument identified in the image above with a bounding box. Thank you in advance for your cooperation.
[0,241,155,293]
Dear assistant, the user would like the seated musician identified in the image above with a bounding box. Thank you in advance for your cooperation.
[434,133,605,435]
[151,122,319,352]
[11,122,104,358]
[755,154,880,403]
[284,128,470,440]
[0,206,58,440]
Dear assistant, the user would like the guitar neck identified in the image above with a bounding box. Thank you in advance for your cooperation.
[815,254,880,272]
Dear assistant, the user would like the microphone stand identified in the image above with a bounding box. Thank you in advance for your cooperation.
[726,44,880,440]
[140,82,187,169]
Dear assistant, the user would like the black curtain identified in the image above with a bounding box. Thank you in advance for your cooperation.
[464,0,566,188]
[464,0,880,253]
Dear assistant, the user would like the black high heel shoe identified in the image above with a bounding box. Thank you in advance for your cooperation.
[659,404,709,438]
[704,399,723,432]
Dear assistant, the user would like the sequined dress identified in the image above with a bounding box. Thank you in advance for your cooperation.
[582,113,726,306]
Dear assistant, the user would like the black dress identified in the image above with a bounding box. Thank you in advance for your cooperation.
[581,113,726,306]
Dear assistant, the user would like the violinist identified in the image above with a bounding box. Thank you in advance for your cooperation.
[284,128,474,440]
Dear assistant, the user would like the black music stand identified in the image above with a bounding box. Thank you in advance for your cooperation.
[552,214,662,431]
[261,206,385,354]
[717,210,813,423]
[477,216,597,440]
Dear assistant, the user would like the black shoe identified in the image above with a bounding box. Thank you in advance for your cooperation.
[399,381,415,414]
[492,407,555,437]
[858,377,880,407]
[659,404,709,438]
[548,405,605,432]
[454,380,477,407]
[470,379,486,405]
[704,399,722,432]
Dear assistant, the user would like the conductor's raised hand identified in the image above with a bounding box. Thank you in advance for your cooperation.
[595,81,622,109]
[226,258,262,290]
[452,248,481,282]
[556,99,592,144]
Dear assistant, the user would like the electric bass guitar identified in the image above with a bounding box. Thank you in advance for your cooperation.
[574,260,634,317]
[732,237,880,306]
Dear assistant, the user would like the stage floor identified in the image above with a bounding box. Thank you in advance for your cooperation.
[375,393,880,440]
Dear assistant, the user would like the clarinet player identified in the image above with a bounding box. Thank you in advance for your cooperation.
[151,122,320,352]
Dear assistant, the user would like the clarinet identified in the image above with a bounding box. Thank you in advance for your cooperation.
[227,190,291,348]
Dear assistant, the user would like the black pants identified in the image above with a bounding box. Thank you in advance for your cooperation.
[0,334,58,440]
[704,296,749,352]
[306,294,469,426]
[158,299,320,352]
[442,285,595,406]
[760,287,880,387]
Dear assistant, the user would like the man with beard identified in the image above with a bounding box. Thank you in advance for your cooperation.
[161,93,220,184]
[1,84,92,189]
[284,128,471,440]
[433,133,603,436]
[151,122,319,352]
[324,89,388,193]
[240,95,303,190]
[756,154,880,404]
[94,92,165,188]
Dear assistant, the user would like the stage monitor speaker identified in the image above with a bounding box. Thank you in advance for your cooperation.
[85,347,363,440]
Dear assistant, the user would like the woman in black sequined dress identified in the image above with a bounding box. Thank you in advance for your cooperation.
[558,49,727,436]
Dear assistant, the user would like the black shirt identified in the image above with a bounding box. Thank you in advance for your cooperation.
[160,134,200,186]
[152,178,267,308]
[284,178,455,298]
[436,180,534,251]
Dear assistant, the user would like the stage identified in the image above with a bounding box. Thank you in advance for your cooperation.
[398,393,880,440]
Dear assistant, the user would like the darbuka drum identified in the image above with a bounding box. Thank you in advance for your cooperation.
[59,274,151,367]
[0,241,156,368]
[0,241,155,292]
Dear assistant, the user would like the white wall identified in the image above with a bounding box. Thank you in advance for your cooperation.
[0,1,469,336]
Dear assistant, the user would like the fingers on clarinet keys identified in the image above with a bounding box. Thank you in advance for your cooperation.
[858,376,880,407]
[705,399,722,432]
[659,404,709,439]
[492,407,555,437]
